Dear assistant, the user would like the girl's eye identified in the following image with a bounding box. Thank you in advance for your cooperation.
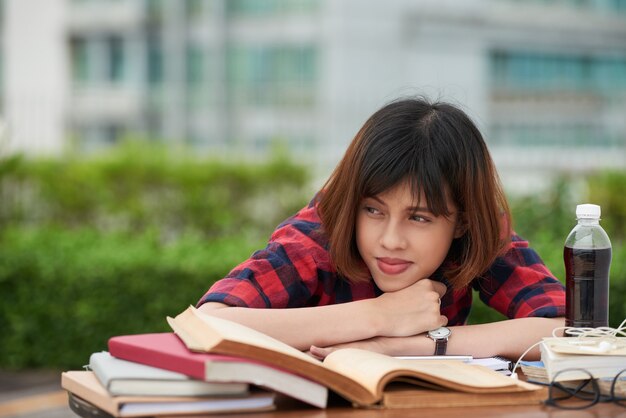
[410,214,430,223]
[364,206,381,215]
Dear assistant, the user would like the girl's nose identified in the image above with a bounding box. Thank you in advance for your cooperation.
[379,220,408,250]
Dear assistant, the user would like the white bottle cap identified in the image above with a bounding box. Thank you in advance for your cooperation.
[576,204,601,219]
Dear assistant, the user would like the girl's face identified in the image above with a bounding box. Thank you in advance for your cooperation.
[356,180,463,292]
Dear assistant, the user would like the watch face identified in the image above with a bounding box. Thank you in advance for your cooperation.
[429,327,451,338]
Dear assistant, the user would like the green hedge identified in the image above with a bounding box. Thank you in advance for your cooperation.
[0,143,311,369]
[0,141,309,239]
[0,227,266,369]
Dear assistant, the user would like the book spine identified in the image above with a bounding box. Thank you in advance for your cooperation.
[88,354,111,390]
[108,340,205,380]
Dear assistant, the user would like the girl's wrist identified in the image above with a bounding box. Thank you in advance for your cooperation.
[361,298,386,337]
[379,334,435,356]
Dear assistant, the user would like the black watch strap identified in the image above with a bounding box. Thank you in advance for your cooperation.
[434,338,448,355]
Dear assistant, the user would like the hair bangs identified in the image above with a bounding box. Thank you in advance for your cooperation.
[359,132,452,218]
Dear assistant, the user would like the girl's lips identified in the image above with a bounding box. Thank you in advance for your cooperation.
[376,258,412,275]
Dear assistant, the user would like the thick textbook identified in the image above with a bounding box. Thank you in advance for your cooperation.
[519,360,626,397]
[108,332,328,408]
[167,306,546,408]
[61,371,275,417]
[540,337,626,381]
[89,351,248,397]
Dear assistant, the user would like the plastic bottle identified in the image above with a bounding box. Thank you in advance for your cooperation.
[564,203,611,329]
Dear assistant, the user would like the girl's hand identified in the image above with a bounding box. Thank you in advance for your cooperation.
[309,337,390,360]
[370,278,448,337]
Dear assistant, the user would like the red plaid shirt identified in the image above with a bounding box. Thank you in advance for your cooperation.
[197,200,565,325]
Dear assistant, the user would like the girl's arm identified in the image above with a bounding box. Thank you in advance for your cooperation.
[198,278,448,351]
[310,316,565,360]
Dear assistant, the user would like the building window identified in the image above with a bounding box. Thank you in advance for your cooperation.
[490,124,619,148]
[490,51,626,94]
[186,46,208,108]
[226,0,318,16]
[186,45,205,87]
[147,34,163,86]
[70,36,90,84]
[108,36,125,83]
[227,45,317,107]
[501,0,626,14]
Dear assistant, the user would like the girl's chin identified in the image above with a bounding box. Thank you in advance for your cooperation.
[372,277,413,293]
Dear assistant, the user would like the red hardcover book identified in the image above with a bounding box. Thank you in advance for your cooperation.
[108,332,328,408]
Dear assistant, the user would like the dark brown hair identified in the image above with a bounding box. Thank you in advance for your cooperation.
[317,97,511,290]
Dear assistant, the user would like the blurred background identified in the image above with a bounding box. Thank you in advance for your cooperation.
[0,0,625,371]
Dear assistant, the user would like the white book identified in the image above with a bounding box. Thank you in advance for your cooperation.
[89,351,249,397]
[540,338,626,382]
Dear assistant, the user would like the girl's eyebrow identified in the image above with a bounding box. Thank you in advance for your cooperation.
[367,196,433,214]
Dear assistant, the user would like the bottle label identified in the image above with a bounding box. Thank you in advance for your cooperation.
[567,275,609,327]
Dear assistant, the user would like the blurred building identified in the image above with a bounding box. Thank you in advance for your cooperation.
[2,0,626,191]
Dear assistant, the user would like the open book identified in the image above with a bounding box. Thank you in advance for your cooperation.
[167,306,546,408]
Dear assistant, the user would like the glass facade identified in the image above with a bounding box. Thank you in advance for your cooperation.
[226,0,318,16]
[504,0,626,14]
[227,46,317,107]
[490,124,621,147]
[52,0,625,163]
[490,50,626,149]
[491,51,626,94]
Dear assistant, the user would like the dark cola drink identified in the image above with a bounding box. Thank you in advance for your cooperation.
[564,246,611,328]
[563,204,611,329]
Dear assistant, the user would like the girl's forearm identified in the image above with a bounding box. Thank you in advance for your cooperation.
[381,317,565,360]
[197,301,383,351]
[197,279,448,351]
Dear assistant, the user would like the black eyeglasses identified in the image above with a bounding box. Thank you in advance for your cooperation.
[546,368,626,410]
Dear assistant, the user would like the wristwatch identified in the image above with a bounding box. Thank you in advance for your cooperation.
[427,327,451,355]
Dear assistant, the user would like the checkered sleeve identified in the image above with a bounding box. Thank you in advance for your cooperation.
[196,203,330,308]
[473,234,565,319]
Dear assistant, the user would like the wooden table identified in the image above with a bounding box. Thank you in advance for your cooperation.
[223,395,626,418]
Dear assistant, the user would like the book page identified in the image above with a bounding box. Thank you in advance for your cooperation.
[323,348,539,397]
[178,306,321,366]
[543,337,626,356]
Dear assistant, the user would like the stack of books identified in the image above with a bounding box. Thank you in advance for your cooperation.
[62,306,551,416]
[61,332,329,416]
[518,337,626,397]
[540,337,626,382]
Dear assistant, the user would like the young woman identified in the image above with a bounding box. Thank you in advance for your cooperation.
[196,97,565,360]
